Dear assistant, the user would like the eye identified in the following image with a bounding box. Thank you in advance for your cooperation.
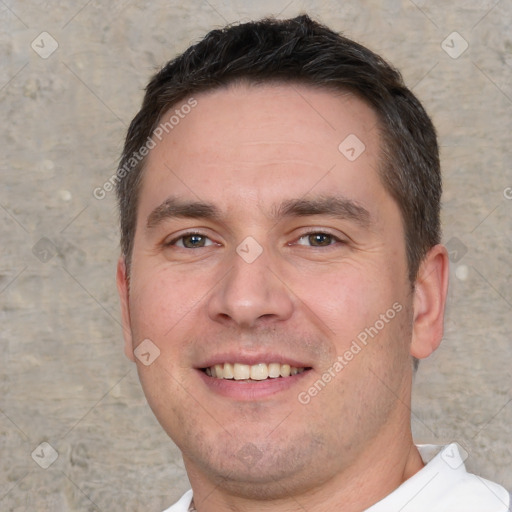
[169,233,215,249]
[296,232,339,247]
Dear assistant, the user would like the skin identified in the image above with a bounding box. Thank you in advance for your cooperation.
[117,83,449,512]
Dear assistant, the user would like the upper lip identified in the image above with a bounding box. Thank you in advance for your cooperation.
[197,352,312,369]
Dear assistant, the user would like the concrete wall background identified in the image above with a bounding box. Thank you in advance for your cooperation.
[1,1,511,510]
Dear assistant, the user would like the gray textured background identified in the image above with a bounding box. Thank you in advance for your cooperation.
[1,1,511,510]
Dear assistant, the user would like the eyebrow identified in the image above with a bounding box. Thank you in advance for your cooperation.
[146,197,221,229]
[275,196,371,227]
[145,195,371,230]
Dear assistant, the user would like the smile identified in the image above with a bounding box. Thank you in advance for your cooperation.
[203,362,308,381]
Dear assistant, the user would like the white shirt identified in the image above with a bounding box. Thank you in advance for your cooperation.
[163,444,510,512]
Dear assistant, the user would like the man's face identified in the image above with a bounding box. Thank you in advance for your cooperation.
[118,84,416,495]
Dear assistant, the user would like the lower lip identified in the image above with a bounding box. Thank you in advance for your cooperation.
[196,369,311,400]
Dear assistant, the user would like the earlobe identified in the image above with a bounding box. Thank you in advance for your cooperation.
[410,244,449,360]
[116,256,135,362]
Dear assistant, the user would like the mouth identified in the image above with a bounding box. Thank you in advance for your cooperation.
[202,362,310,382]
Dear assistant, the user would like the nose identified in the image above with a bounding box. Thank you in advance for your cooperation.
[207,244,294,329]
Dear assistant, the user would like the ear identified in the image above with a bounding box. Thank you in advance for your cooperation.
[410,244,449,359]
[117,256,135,362]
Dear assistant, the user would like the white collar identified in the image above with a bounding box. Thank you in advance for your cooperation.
[366,443,509,511]
[167,444,509,512]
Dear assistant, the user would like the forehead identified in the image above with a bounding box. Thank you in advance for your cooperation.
[140,83,385,220]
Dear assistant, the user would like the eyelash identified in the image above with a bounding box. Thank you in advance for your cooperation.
[165,230,344,248]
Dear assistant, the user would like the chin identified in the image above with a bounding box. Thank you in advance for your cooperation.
[184,435,324,499]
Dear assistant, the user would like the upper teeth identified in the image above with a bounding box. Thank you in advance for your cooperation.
[205,363,306,380]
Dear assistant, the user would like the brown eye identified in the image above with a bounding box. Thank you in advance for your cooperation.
[308,233,333,246]
[296,232,337,247]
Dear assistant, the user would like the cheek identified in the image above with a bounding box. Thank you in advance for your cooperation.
[286,260,399,343]
[128,266,204,342]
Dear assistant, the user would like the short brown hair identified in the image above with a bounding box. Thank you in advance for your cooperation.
[116,14,441,284]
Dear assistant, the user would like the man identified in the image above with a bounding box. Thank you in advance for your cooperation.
[115,15,510,512]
